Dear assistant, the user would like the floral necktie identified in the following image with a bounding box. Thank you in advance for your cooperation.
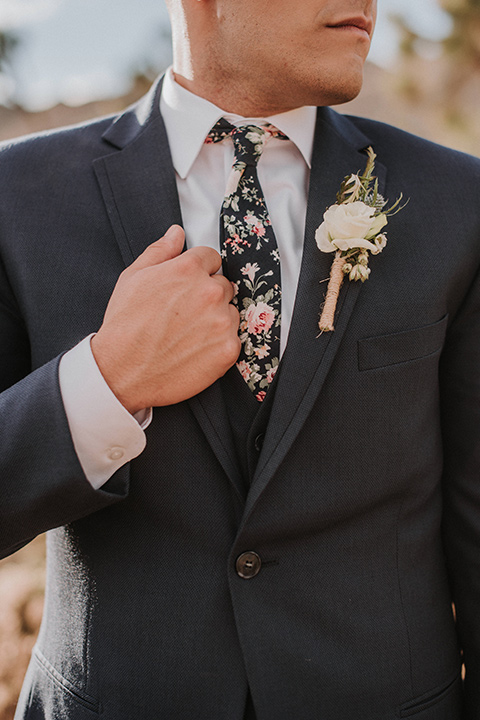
[206,119,288,402]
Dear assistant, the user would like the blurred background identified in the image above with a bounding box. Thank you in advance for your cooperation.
[0,0,479,717]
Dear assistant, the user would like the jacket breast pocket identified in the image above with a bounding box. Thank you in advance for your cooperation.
[358,314,448,371]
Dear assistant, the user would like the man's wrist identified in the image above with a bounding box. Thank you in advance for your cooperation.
[58,334,152,489]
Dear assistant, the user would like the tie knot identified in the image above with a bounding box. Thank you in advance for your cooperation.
[231,125,266,167]
[206,119,288,167]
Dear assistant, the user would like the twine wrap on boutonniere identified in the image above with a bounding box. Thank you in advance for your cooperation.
[316,147,405,332]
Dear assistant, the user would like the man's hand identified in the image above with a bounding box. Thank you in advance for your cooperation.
[91,225,240,413]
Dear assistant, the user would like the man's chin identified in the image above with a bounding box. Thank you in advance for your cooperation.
[325,83,364,107]
[312,71,365,107]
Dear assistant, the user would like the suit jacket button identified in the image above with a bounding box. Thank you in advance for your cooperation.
[236,551,262,579]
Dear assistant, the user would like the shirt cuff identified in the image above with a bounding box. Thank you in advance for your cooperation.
[59,334,152,490]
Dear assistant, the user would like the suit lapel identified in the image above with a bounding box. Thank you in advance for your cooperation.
[93,79,244,500]
[93,80,183,264]
[246,107,387,513]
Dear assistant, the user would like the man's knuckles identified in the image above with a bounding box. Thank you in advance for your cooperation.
[217,335,241,369]
[199,278,229,307]
[179,247,221,276]
[211,275,236,302]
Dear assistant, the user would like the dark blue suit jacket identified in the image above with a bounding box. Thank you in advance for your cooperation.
[1,78,479,719]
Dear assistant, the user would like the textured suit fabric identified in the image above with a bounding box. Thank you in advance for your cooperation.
[0,77,479,719]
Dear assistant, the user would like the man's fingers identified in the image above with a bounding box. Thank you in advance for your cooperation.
[128,225,223,278]
[129,225,186,271]
[178,245,223,277]
[211,274,236,303]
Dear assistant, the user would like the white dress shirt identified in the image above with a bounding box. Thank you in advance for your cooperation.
[59,68,317,489]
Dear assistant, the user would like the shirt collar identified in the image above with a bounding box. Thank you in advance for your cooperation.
[160,67,317,180]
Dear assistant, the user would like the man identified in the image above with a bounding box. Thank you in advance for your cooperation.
[0,0,479,717]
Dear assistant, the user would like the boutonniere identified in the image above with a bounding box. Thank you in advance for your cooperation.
[316,147,405,332]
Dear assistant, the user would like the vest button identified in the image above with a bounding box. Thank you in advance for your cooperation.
[236,551,262,579]
[254,433,265,452]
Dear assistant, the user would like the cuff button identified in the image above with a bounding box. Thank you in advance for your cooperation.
[108,446,125,461]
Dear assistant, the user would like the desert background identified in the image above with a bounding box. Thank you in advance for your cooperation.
[1,0,479,717]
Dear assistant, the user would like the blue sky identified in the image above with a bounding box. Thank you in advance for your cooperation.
[0,0,452,110]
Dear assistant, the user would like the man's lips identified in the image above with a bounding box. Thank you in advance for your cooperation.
[326,16,373,39]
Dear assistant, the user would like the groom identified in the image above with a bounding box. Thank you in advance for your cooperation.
[1,0,479,718]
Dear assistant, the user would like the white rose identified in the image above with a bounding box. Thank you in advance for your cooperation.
[365,213,388,240]
[315,201,387,253]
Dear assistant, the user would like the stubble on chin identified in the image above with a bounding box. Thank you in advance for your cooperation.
[319,75,365,107]
[308,59,367,107]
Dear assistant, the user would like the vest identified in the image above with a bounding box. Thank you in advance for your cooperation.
[220,366,279,492]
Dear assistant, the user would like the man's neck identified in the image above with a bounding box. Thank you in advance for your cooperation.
[172,71,300,118]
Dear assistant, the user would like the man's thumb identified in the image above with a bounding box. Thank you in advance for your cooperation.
[131,225,185,270]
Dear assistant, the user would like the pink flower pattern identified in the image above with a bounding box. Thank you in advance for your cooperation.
[241,262,260,283]
[245,302,276,336]
[206,120,288,400]
[237,360,251,381]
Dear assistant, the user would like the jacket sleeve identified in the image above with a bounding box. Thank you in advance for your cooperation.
[0,256,129,560]
[440,264,480,718]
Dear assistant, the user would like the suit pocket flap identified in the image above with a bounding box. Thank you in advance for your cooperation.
[33,647,100,713]
[398,673,461,717]
[358,314,448,371]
